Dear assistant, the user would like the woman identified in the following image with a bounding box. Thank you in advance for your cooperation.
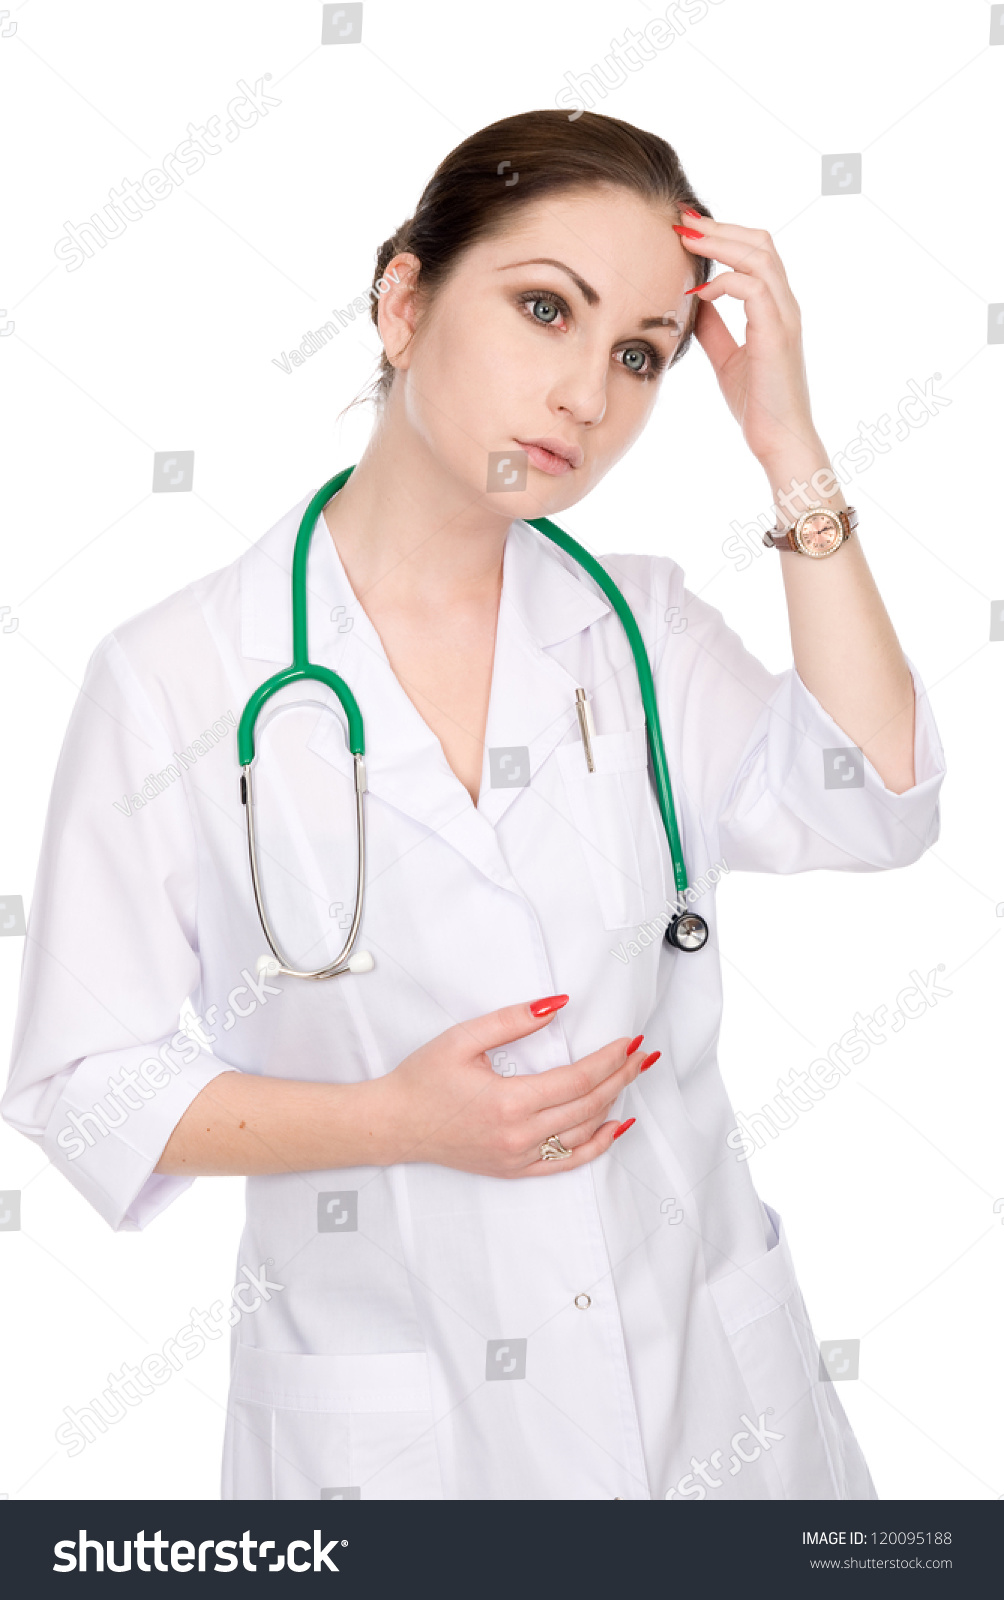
[2,109,945,1500]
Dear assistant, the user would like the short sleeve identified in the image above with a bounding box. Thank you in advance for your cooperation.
[649,563,946,875]
[0,633,240,1231]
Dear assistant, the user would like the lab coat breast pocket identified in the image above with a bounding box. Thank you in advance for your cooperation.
[555,725,667,930]
[707,1204,876,1499]
[222,1347,445,1500]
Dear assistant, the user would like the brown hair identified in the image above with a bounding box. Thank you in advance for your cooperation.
[359,107,712,407]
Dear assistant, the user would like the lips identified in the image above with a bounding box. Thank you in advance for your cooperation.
[514,437,583,476]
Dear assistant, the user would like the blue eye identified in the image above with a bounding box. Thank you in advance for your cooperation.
[515,290,569,327]
[616,346,665,380]
[515,290,666,380]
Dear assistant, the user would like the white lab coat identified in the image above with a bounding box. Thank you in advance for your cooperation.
[2,487,946,1500]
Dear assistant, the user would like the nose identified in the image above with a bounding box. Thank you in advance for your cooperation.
[549,348,609,429]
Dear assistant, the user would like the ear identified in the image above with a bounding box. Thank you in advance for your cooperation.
[375,252,423,373]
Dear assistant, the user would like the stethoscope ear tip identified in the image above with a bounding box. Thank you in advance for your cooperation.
[256,954,282,976]
[346,950,375,973]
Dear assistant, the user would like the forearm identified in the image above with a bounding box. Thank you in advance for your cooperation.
[154,1069,391,1176]
[761,433,916,794]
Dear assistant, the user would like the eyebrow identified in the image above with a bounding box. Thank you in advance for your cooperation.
[497,257,683,334]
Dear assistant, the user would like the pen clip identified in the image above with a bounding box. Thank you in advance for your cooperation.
[575,687,596,773]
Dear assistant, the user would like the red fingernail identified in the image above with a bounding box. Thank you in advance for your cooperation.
[639,1051,661,1073]
[529,994,569,1017]
[684,285,704,295]
[612,1117,636,1140]
[626,1034,644,1057]
[681,208,702,219]
[672,225,704,239]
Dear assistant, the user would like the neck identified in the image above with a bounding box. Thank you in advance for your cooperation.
[321,405,514,610]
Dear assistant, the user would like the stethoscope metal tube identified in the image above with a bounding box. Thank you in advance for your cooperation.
[241,752,369,980]
[237,464,709,977]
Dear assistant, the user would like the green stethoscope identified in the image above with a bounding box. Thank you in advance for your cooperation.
[238,464,709,979]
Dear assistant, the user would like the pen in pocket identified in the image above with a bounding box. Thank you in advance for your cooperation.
[574,687,596,773]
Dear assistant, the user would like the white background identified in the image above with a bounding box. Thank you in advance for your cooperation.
[0,0,1000,1502]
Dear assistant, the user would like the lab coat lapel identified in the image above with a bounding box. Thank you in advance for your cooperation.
[239,497,610,886]
[476,519,610,829]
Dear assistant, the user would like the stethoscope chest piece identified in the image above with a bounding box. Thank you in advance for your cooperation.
[666,910,709,952]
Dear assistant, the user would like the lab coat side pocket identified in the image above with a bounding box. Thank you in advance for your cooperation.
[707,1206,876,1500]
[222,1347,445,1500]
[555,726,667,931]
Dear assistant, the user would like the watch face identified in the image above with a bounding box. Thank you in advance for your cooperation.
[796,511,841,557]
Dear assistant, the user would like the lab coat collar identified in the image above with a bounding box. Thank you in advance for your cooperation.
[239,492,612,885]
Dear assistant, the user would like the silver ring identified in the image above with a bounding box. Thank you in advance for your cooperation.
[539,1133,572,1161]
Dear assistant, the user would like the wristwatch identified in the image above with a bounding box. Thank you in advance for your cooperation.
[762,504,858,557]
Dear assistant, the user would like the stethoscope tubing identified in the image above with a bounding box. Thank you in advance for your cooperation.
[241,751,368,981]
[238,466,706,976]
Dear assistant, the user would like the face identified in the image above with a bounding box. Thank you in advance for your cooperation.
[376,185,698,519]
